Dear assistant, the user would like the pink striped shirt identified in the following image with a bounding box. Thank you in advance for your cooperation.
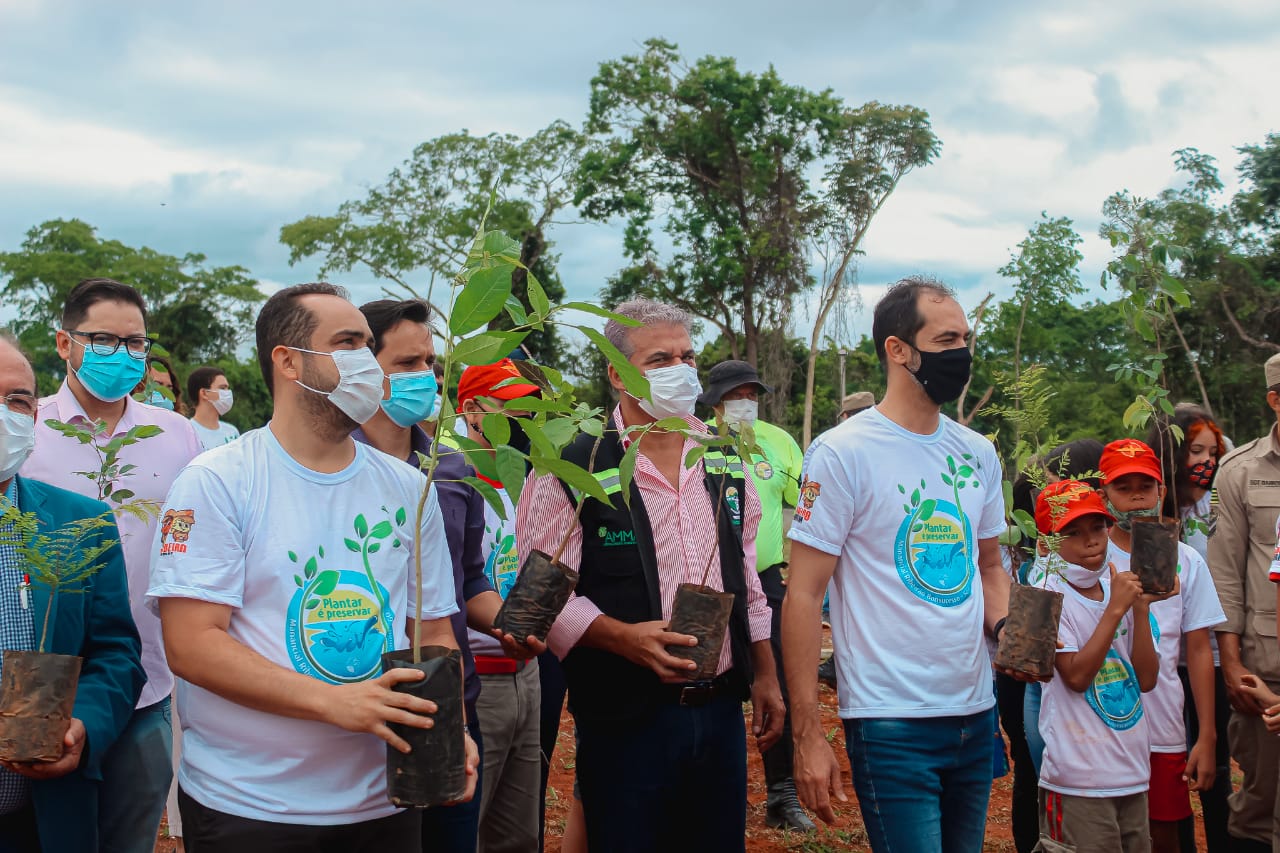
[516,409,771,675]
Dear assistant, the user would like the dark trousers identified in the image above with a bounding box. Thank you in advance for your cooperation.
[758,564,794,787]
[995,672,1038,853]
[576,696,747,853]
[536,650,568,853]
[0,805,39,853]
[1178,664,1233,853]
[420,717,483,853]
[178,788,422,853]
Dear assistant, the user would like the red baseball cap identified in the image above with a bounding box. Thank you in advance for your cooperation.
[456,358,541,409]
[1099,439,1163,485]
[1035,480,1114,535]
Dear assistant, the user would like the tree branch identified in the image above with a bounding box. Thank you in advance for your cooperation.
[1219,288,1280,352]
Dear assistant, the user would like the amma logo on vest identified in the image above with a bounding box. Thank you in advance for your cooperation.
[597,525,637,548]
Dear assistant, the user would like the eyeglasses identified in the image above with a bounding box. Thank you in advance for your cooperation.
[1,393,38,417]
[65,330,155,359]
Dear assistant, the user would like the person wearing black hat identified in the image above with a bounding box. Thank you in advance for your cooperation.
[701,360,811,832]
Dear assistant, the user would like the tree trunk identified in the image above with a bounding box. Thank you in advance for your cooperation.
[1166,304,1214,417]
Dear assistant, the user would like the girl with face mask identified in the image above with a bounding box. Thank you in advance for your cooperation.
[1145,403,1228,556]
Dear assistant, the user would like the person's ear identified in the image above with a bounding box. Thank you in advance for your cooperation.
[884,336,916,368]
[1036,536,1049,557]
[55,329,74,362]
[607,363,625,394]
[272,346,303,385]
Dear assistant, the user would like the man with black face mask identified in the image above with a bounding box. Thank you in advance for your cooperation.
[783,277,1031,850]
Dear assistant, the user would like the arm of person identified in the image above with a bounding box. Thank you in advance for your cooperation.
[1055,566,1141,692]
[467,590,547,658]
[781,540,846,825]
[163,597,438,753]
[738,476,783,750]
[1183,627,1217,791]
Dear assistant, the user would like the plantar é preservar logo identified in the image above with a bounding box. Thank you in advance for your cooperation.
[893,454,979,608]
[159,509,195,555]
[284,507,406,684]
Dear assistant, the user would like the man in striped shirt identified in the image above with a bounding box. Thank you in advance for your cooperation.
[516,298,783,853]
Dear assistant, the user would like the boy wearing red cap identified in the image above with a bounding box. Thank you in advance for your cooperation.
[1034,480,1160,852]
[456,358,546,853]
[1098,439,1225,853]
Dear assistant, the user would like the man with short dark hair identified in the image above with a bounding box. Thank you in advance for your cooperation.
[1206,352,1280,852]
[784,277,1019,851]
[699,359,811,831]
[187,367,240,451]
[0,331,145,852]
[149,283,473,851]
[22,277,201,853]
[517,297,784,852]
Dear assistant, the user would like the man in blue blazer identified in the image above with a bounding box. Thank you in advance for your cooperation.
[0,331,145,852]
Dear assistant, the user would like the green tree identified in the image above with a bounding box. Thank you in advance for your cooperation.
[279,122,586,367]
[0,219,264,365]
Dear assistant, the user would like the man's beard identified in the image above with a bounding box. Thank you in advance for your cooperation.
[298,361,358,439]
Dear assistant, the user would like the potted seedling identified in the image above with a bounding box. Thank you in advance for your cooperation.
[381,220,656,806]
[1103,202,1192,595]
[0,505,116,762]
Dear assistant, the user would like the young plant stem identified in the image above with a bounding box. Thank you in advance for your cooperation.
[38,589,55,654]
[550,435,601,565]
[698,470,728,589]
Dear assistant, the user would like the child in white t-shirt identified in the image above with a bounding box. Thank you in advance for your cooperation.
[1034,480,1161,852]
[1097,438,1224,853]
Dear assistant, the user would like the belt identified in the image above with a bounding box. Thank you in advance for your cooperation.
[657,670,744,708]
[474,655,527,675]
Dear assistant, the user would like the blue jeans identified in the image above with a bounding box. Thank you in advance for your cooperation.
[419,711,483,852]
[844,708,995,853]
[576,696,747,853]
[1023,682,1045,775]
[99,697,174,853]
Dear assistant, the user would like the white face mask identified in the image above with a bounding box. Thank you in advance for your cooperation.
[0,404,36,483]
[637,363,702,421]
[1039,552,1105,589]
[211,389,234,416]
[721,399,758,428]
[291,347,386,425]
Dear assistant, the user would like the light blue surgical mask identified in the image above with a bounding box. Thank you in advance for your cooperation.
[144,390,175,411]
[380,369,439,428]
[71,339,148,403]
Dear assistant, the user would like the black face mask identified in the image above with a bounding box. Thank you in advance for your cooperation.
[506,418,532,457]
[1187,459,1217,490]
[908,344,973,405]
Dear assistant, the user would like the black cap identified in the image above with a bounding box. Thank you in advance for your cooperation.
[698,360,773,407]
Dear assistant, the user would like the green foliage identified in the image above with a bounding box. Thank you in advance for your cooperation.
[0,499,117,652]
[0,219,264,364]
[279,123,585,366]
[43,418,164,511]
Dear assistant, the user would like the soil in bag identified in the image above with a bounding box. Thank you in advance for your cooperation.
[994,584,1063,681]
[0,651,83,763]
[493,549,579,644]
[666,583,735,682]
[1130,517,1180,595]
[382,646,465,808]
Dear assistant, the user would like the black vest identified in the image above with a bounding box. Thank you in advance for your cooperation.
[558,429,754,722]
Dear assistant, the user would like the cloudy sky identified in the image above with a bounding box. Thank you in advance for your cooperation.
[1,0,1276,345]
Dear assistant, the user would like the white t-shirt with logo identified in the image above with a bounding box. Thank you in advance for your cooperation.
[1109,539,1225,752]
[191,419,241,452]
[467,482,519,657]
[147,426,458,825]
[1039,574,1151,797]
[788,408,1005,719]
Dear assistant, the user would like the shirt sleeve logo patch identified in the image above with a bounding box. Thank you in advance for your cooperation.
[160,509,195,555]
[793,476,821,522]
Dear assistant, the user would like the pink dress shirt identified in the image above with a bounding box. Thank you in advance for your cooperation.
[516,409,771,676]
[23,382,201,708]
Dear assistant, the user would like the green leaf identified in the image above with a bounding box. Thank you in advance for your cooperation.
[580,418,603,437]
[910,488,921,505]
[317,545,325,558]
[526,271,551,318]
[312,570,339,597]
[579,326,649,400]
[130,425,164,439]
[482,412,512,447]
[541,417,578,451]
[305,599,320,610]
[294,574,304,587]
[684,444,707,469]
[464,476,508,521]
[304,556,317,579]
[354,514,369,539]
[111,489,135,502]
[495,446,527,506]
[618,438,641,510]
[558,302,642,325]
[395,506,407,526]
[450,264,515,336]
[451,435,501,481]
[344,538,361,553]
[897,484,906,494]
[911,524,924,533]
[941,473,953,486]
[504,294,530,326]
[370,520,393,539]
[367,542,381,554]
[919,499,937,521]
[452,330,527,366]
[530,456,613,507]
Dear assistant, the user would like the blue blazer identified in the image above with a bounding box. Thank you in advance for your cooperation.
[13,476,145,853]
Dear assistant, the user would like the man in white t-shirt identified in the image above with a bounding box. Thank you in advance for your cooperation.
[187,366,241,452]
[148,283,475,851]
[782,276,1026,851]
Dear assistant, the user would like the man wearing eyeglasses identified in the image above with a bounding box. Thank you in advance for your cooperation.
[22,277,201,853]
